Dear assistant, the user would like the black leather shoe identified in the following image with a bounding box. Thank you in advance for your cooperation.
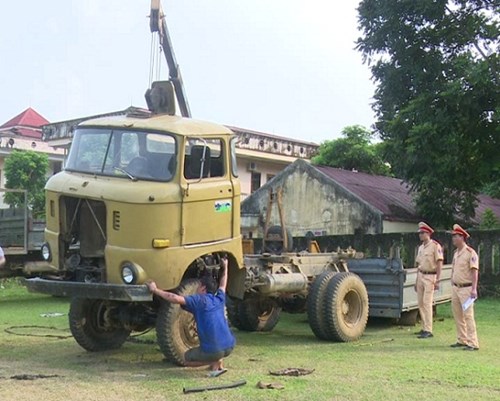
[450,342,468,348]
[464,346,479,351]
[414,330,424,335]
[417,331,433,339]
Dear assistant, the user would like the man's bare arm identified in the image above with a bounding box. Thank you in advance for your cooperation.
[0,256,5,269]
[146,281,186,305]
[219,257,228,292]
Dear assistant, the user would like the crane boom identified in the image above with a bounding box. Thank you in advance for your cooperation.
[149,0,191,118]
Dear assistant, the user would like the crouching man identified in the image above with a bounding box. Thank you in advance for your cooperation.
[146,256,235,376]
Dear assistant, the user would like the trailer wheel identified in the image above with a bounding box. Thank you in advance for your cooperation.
[323,272,369,342]
[156,280,200,366]
[307,271,336,340]
[231,298,281,332]
[398,310,419,326]
[69,298,130,352]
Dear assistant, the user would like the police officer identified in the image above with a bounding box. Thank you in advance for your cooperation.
[414,222,443,338]
[450,224,479,351]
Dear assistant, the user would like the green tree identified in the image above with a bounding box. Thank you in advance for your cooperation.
[479,208,500,229]
[482,176,500,199]
[4,150,49,218]
[356,0,500,227]
[312,125,391,175]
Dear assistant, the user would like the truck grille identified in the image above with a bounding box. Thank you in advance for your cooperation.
[113,211,121,230]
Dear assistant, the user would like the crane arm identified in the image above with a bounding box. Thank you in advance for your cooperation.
[150,0,191,118]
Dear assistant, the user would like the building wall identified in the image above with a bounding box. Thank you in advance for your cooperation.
[0,158,4,188]
[383,221,418,234]
[241,161,383,238]
[237,157,287,198]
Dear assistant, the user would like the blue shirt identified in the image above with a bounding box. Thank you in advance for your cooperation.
[184,289,236,354]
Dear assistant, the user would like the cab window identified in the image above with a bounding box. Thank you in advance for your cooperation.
[184,138,225,180]
[66,128,177,182]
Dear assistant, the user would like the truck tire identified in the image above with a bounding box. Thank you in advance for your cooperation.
[398,309,419,326]
[323,272,369,342]
[230,298,281,332]
[279,295,307,314]
[226,296,243,329]
[156,280,200,366]
[263,225,294,254]
[307,271,336,340]
[69,298,131,352]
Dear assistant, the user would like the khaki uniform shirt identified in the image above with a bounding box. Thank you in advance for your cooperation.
[451,246,479,285]
[416,240,443,272]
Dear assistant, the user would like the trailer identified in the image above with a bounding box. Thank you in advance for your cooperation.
[0,189,51,278]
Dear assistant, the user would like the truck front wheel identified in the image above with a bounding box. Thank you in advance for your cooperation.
[156,280,200,366]
[69,298,131,352]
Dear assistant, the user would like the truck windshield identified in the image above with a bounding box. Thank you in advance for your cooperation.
[65,128,177,182]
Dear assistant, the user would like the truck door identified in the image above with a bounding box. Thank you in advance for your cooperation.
[181,137,234,245]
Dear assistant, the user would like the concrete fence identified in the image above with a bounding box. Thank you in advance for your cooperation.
[253,229,500,294]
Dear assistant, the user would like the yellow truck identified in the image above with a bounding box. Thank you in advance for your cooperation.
[24,85,370,365]
[24,1,369,366]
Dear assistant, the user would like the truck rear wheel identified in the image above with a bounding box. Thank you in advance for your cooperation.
[398,309,419,326]
[156,280,200,366]
[322,272,369,342]
[69,298,131,352]
[226,296,242,329]
[228,298,281,332]
[307,271,336,340]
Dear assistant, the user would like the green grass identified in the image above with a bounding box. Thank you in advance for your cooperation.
[1,278,499,401]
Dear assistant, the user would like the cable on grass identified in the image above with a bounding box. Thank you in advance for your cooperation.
[4,325,72,339]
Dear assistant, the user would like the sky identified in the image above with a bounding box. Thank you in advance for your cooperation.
[0,0,376,143]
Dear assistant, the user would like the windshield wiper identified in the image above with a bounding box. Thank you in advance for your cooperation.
[114,167,137,181]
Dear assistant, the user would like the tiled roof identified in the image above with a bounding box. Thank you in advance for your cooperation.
[475,194,500,224]
[314,164,500,225]
[0,107,49,129]
[5,127,43,139]
[315,166,417,222]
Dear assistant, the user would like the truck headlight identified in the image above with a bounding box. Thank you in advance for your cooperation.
[41,243,51,261]
[121,263,137,285]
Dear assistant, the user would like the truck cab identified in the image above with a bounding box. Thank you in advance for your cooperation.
[41,112,243,291]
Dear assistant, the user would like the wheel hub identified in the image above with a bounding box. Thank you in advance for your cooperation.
[342,290,362,326]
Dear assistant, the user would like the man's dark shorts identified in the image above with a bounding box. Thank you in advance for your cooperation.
[185,347,233,363]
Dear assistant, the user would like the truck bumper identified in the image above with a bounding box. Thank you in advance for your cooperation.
[24,278,153,302]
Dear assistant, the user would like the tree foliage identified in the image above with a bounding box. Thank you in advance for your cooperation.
[312,125,391,175]
[356,0,500,227]
[4,150,49,218]
[482,179,500,199]
[479,208,500,229]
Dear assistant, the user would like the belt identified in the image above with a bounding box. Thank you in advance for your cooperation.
[419,270,437,275]
[453,282,472,288]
